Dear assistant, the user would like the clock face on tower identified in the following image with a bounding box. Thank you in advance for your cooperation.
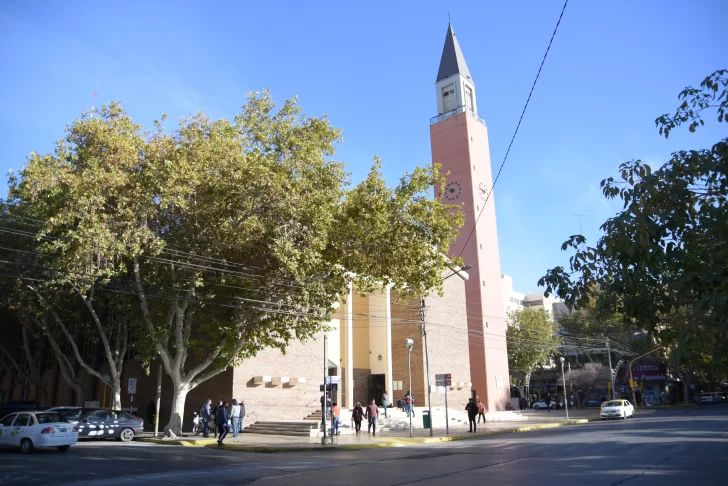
[444,181,462,201]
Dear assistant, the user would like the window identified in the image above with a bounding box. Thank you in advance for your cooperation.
[14,414,31,427]
[464,85,474,110]
[0,414,16,426]
[442,84,456,112]
[36,413,63,424]
[89,411,110,421]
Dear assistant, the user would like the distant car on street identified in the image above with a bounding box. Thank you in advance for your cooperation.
[0,411,79,453]
[601,400,635,420]
[60,408,143,442]
[532,399,557,410]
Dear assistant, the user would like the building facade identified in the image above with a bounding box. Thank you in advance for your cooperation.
[1,23,515,426]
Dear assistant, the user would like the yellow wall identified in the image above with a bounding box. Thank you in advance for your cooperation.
[352,293,370,369]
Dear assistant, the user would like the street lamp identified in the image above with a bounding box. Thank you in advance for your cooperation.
[405,338,414,438]
[560,357,569,420]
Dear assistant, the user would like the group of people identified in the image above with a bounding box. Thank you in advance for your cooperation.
[198,398,246,446]
[350,399,381,435]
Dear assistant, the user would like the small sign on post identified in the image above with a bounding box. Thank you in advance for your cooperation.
[128,378,137,414]
[435,373,451,387]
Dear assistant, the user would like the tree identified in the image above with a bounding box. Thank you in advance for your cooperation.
[566,362,610,408]
[539,70,728,382]
[506,308,561,393]
[5,92,462,435]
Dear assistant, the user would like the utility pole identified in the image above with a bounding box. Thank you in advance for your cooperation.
[421,296,434,437]
[606,338,614,399]
[560,357,569,420]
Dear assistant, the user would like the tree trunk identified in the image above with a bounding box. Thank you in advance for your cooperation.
[111,378,122,410]
[164,382,191,438]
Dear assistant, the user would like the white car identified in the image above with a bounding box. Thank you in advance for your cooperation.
[601,400,635,420]
[0,411,79,453]
[532,399,558,410]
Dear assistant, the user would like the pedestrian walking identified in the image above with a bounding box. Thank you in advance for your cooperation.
[352,402,364,434]
[200,399,212,437]
[382,390,389,418]
[211,400,223,438]
[477,399,486,423]
[545,395,551,412]
[366,399,379,436]
[331,402,341,435]
[231,399,242,438]
[466,398,478,433]
[404,391,412,417]
[216,400,229,446]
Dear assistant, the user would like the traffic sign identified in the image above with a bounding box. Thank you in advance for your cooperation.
[435,373,451,387]
[128,378,137,395]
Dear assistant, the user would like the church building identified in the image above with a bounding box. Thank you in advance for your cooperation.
[1,23,511,430]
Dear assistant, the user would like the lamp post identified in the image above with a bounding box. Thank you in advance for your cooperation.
[560,357,569,420]
[405,338,414,438]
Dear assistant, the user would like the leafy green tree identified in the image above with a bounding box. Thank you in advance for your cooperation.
[539,70,728,382]
[4,92,462,435]
[507,308,562,391]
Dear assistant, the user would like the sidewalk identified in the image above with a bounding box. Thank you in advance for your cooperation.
[140,408,628,452]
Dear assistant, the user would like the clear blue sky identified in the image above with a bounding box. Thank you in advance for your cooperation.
[1,0,726,293]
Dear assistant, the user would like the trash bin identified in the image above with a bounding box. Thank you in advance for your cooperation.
[422,410,430,429]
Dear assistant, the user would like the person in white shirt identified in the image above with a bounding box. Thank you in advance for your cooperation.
[230,399,242,438]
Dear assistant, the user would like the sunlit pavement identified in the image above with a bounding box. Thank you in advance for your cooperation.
[1,405,725,485]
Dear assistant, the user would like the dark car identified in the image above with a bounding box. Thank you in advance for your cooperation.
[60,408,143,442]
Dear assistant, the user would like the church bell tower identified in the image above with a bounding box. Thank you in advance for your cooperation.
[430,23,511,410]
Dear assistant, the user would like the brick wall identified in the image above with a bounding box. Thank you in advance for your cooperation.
[352,368,371,405]
[390,294,426,406]
[423,272,474,408]
[231,331,330,425]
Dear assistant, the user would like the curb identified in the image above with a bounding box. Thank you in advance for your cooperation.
[141,418,601,452]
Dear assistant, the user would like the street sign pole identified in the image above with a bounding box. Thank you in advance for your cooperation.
[323,334,327,441]
[127,378,138,414]
[444,385,449,435]
[436,373,451,435]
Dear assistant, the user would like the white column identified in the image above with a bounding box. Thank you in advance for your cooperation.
[385,285,394,404]
[346,282,354,409]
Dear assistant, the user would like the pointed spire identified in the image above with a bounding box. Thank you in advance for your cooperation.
[436,23,472,83]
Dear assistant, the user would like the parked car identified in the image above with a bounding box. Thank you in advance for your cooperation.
[60,408,143,442]
[47,406,81,413]
[699,393,717,404]
[601,400,635,420]
[532,399,557,410]
[0,411,79,453]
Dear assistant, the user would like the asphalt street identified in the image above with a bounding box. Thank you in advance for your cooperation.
[1,406,726,485]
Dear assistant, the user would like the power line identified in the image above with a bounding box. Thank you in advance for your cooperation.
[457,0,570,258]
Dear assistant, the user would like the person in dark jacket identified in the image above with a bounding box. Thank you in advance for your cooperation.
[215,400,229,446]
[200,399,212,437]
[465,398,478,433]
[352,402,364,434]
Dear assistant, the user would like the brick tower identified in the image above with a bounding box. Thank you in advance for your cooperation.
[429,23,511,410]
